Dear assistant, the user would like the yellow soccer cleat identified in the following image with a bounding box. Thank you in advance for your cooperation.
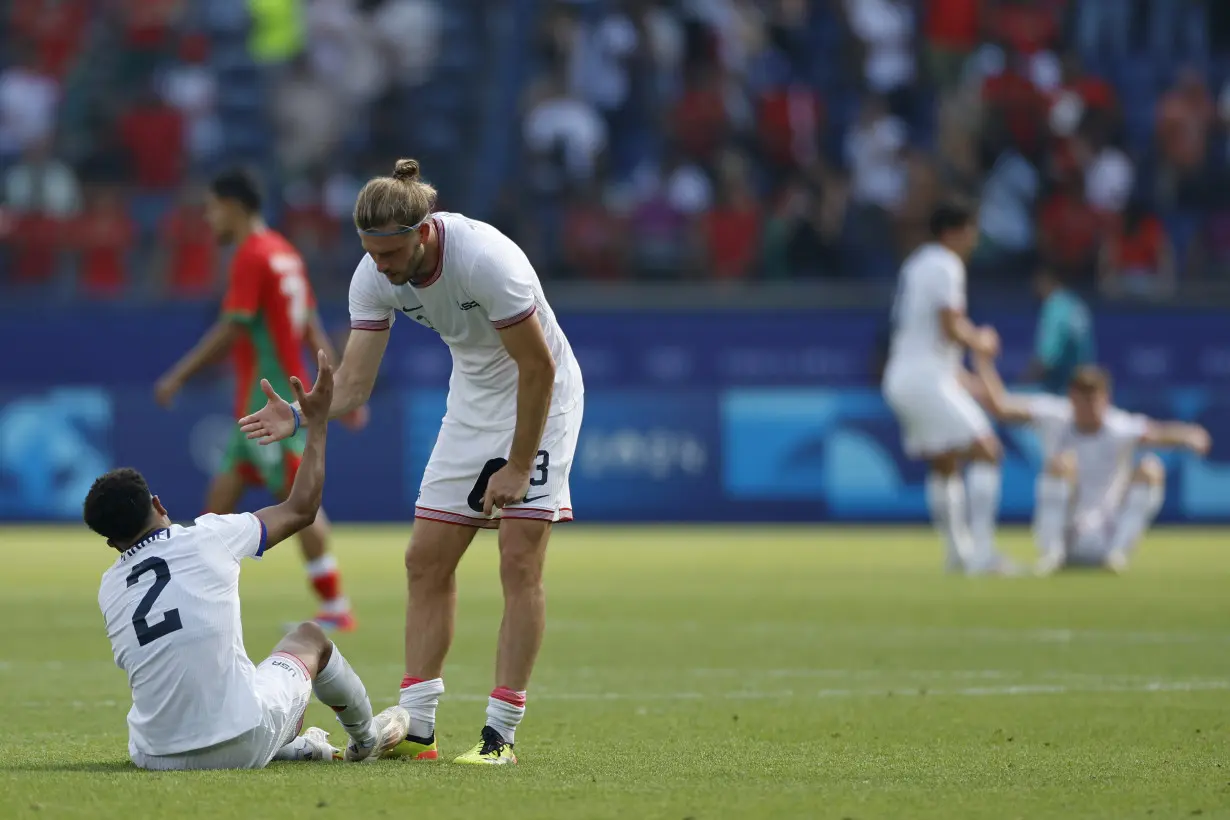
[453,726,517,766]
[384,727,440,761]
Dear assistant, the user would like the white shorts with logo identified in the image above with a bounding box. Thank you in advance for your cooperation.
[415,398,583,529]
[882,366,992,459]
[129,652,313,770]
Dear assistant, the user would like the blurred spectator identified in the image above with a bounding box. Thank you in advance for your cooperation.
[305,0,381,102]
[973,145,1039,277]
[1039,177,1103,281]
[697,151,762,280]
[1048,53,1118,141]
[159,36,223,172]
[764,175,848,279]
[119,86,186,191]
[922,0,981,93]
[372,0,442,88]
[0,49,59,163]
[756,80,823,175]
[3,139,82,218]
[981,54,1047,157]
[843,0,916,115]
[76,187,136,297]
[988,0,1062,57]
[161,190,218,298]
[248,0,306,67]
[845,95,907,262]
[1099,200,1176,298]
[1081,126,1135,217]
[273,58,345,176]
[1024,266,1096,393]
[10,0,89,79]
[120,0,183,84]
[672,63,732,165]
[1156,67,1215,207]
[8,210,61,284]
[561,181,625,280]
[524,71,609,186]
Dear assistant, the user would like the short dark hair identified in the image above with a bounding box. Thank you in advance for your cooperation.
[83,468,155,543]
[1069,365,1111,394]
[210,168,264,213]
[929,200,976,238]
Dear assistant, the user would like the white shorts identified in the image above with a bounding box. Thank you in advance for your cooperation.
[129,652,313,770]
[415,398,583,529]
[882,368,992,459]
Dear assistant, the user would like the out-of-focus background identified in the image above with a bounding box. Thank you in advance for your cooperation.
[4,0,1230,524]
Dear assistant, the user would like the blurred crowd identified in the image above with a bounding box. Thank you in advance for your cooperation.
[5,0,1230,301]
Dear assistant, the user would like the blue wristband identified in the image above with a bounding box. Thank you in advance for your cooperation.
[290,405,302,437]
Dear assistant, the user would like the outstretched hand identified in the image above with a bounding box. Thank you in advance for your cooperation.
[238,351,333,445]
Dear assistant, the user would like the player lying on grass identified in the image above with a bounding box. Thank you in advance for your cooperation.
[87,353,408,770]
[972,353,1211,574]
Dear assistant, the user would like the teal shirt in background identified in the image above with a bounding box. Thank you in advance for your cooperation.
[1035,289,1095,394]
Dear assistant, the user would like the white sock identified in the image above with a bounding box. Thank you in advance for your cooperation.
[399,677,445,740]
[1106,482,1164,557]
[926,472,975,570]
[305,555,336,577]
[313,646,374,744]
[486,687,526,745]
[272,736,314,761]
[1033,474,1072,562]
[966,462,1002,568]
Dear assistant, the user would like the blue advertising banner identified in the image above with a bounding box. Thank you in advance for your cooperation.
[4,383,1229,524]
[4,304,1230,523]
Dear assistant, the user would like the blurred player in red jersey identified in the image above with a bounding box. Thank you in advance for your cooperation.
[155,169,367,631]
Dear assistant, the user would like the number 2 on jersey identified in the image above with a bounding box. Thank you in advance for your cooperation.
[126,556,183,647]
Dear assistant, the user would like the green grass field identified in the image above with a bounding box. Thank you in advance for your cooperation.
[1,525,1229,819]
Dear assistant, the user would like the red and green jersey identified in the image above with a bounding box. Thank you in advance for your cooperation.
[221,230,316,418]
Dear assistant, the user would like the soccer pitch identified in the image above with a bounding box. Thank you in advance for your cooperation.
[2,525,1228,819]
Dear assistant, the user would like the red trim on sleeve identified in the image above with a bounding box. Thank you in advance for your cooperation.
[492,305,537,330]
[351,318,391,331]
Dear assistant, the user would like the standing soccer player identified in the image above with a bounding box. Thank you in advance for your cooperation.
[882,202,1011,574]
[974,355,1211,574]
[155,169,363,631]
[238,158,584,765]
[90,355,408,769]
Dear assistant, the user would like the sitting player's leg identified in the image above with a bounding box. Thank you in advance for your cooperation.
[1033,451,1077,575]
[453,518,550,766]
[389,519,476,760]
[258,622,396,763]
[1102,454,1166,571]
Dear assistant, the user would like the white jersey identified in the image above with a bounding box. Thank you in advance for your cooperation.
[1022,394,1150,515]
[886,242,967,376]
[98,513,268,757]
[349,212,584,431]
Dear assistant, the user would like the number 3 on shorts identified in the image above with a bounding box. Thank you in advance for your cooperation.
[529,450,549,486]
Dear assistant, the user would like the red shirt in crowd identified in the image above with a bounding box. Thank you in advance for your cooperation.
[758,87,824,170]
[673,81,728,162]
[10,214,60,282]
[701,199,762,279]
[162,204,217,297]
[925,0,982,50]
[120,102,185,188]
[1039,192,1102,275]
[1106,215,1167,275]
[10,0,90,77]
[982,70,1046,153]
[77,198,136,295]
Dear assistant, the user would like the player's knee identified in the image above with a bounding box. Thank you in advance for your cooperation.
[404,541,454,590]
[498,526,549,592]
[289,620,330,651]
[1134,454,1166,486]
[1045,451,1077,480]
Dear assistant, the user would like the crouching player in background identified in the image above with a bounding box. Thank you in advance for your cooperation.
[89,353,407,769]
[973,352,1211,575]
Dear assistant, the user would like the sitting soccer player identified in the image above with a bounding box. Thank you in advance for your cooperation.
[973,353,1211,574]
[88,352,407,769]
